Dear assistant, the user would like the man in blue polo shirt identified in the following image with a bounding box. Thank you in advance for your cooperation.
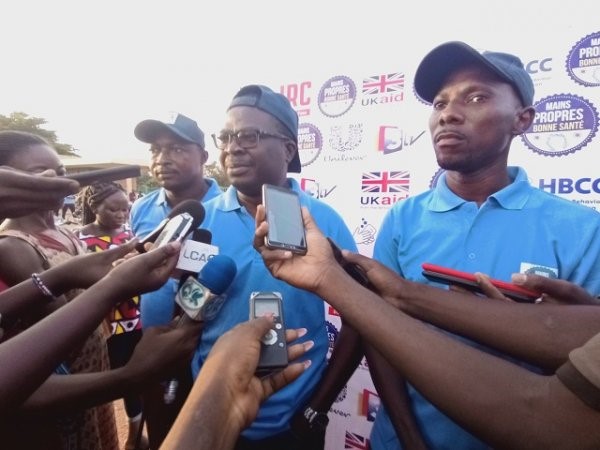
[367,41,600,450]
[129,112,222,448]
[191,85,363,449]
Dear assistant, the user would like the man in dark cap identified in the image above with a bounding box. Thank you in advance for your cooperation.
[366,41,600,449]
[190,85,362,449]
[129,112,222,448]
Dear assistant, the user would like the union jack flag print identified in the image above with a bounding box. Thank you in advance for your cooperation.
[345,431,370,449]
[362,171,410,193]
[362,73,404,95]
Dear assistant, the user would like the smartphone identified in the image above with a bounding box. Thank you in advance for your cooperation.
[421,262,541,303]
[262,184,307,255]
[250,291,288,373]
[153,212,195,248]
[65,165,141,187]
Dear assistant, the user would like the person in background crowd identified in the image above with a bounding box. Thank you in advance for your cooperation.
[129,113,222,447]
[61,193,77,222]
[0,130,118,449]
[191,84,363,450]
[363,41,600,449]
[253,204,600,450]
[77,181,148,450]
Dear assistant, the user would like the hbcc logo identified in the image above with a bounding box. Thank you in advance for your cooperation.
[526,58,552,74]
[539,177,600,194]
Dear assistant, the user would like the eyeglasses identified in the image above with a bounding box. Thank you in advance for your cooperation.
[211,128,290,150]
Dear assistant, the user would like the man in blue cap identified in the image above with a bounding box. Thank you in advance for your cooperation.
[367,41,600,449]
[129,112,222,448]
[190,85,363,449]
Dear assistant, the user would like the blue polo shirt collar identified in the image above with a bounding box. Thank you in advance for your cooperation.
[218,179,299,212]
[429,166,531,212]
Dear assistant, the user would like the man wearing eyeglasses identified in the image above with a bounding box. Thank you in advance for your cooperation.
[190,85,363,450]
[129,113,223,448]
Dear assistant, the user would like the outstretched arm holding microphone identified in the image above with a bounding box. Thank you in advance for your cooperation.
[0,240,188,416]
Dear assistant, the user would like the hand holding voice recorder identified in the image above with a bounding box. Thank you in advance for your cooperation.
[250,291,288,373]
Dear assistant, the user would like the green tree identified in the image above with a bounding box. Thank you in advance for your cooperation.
[204,161,229,191]
[136,171,160,194]
[0,112,79,157]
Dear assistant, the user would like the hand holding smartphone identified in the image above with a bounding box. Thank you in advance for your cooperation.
[421,263,541,303]
[262,184,307,255]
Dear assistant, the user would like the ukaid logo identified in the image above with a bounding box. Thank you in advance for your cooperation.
[344,431,371,449]
[566,31,600,87]
[280,81,312,116]
[361,171,410,208]
[377,126,426,154]
[522,94,598,157]
[297,123,323,167]
[317,75,357,117]
[361,72,405,106]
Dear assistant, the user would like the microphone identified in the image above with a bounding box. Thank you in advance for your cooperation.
[135,200,205,253]
[164,254,237,404]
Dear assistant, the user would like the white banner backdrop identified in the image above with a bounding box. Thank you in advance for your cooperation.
[272,29,600,449]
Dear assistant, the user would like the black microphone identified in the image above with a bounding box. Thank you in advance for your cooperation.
[135,200,205,253]
[164,254,237,404]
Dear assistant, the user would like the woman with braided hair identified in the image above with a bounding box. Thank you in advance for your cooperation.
[76,181,149,450]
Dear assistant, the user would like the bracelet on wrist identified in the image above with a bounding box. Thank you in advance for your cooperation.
[31,273,56,299]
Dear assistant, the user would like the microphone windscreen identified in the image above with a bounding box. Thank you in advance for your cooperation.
[191,228,212,244]
[168,199,205,228]
[135,200,205,253]
[198,255,237,295]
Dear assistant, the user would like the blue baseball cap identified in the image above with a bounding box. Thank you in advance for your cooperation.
[414,41,534,107]
[134,113,205,148]
[228,84,301,173]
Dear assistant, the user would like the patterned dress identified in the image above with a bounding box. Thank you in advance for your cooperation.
[0,227,119,450]
[76,228,142,337]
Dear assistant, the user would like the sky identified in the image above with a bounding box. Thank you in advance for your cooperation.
[0,0,593,166]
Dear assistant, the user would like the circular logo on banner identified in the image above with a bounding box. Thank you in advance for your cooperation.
[429,167,445,188]
[521,94,598,157]
[297,122,323,167]
[317,75,357,117]
[566,31,600,87]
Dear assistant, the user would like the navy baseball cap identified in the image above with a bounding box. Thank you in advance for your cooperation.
[134,113,205,148]
[228,84,301,173]
[414,41,534,107]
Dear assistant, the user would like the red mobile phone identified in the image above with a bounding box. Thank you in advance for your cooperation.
[421,263,541,303]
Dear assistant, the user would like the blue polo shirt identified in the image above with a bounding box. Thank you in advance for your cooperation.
[129,178,222,328]
[191,178,357,440]
[370,167,600,450]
